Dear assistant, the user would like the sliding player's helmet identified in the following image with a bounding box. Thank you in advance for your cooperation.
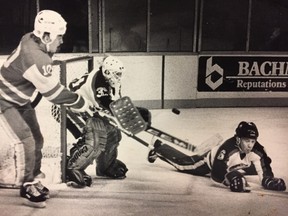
[102,56,125,87]
[33,10,67,42]
[235,121,259,139]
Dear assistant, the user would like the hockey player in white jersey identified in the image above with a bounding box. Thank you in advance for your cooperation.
[0,10,93,208]
[148,121,286,192]
[65,56,151,185]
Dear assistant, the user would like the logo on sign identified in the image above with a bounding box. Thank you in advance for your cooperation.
[205,57,224,90]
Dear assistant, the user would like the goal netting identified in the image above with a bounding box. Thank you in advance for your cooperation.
[37,56,94,184]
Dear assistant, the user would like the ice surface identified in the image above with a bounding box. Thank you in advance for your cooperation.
[7,106,287,215]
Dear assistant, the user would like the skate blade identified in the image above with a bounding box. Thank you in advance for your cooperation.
[22,199,46,208]
[95,175,126,180]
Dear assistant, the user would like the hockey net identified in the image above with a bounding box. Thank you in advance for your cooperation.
[37,56,94,183]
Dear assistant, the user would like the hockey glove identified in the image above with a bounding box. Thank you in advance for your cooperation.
[225,171,251,192]
[137,107,152,126]
[262,177,286,191]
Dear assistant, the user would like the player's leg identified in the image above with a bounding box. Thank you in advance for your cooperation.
[20,103,45,179]
[149,139,210,176]
[66,138,96,187]
[0,102,47,207]
[96,120,128,178]
[85,116,128,179]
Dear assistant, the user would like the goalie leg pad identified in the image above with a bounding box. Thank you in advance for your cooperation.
[84,116,124,177]
[67,140,97,170]
[84,117,109,157]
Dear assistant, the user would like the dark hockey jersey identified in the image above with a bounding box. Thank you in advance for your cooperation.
[66,68,121,137]
[69,68,121,110]
[208,136,274,184]
[0,33,80,108]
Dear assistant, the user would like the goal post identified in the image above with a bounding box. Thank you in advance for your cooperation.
[52,56,94,182]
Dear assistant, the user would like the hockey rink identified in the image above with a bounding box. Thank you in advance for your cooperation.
[0,107,288,215]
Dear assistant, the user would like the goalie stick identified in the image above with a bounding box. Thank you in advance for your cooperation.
[95,96,222,154]
[95,111,223,155]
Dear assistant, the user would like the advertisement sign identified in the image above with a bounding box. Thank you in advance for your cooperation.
[198,56,288,91]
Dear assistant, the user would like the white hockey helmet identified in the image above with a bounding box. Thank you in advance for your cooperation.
[33,10,67,42]
[102,56,125,87]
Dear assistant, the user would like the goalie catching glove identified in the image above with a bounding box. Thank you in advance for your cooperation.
[225,171,251,192]
[262,176,286,191]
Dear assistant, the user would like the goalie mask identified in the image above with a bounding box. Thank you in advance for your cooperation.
[102,56,125,88]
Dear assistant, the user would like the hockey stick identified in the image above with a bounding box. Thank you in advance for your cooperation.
[96,108,223,156]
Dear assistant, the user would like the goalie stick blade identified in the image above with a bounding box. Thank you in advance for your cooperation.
[109,96,147,135]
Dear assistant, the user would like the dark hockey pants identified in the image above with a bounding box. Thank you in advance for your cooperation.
[155,143,211,176]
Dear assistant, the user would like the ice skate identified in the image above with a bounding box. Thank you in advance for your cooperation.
[147,138,163,163]
[96,159,128,179]
[34,181,50,199]
[20,181,47,208]
[148,149,158,163]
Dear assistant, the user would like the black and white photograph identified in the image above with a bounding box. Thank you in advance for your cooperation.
[0,0,287,215]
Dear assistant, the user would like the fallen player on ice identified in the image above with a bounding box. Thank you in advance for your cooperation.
[147,121,286,193]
